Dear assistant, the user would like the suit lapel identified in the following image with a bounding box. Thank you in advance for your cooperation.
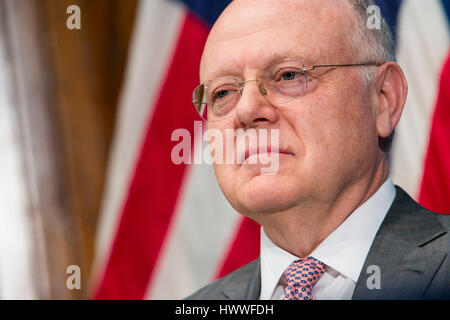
[221,258,261,300]
[353,187,447,299]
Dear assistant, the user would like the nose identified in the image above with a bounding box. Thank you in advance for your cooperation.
[239,79,267,96]
[235,79,279,128]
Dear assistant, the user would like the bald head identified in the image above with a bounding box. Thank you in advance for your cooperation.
[201,0,359,81]
[201,0,394,86]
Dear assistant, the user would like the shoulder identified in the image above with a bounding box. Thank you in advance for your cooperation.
[434,211,450,229]
[434,211,450,246]
[185,259,260,300]
[395,186,450,223]
[394,186,450,228]
[391,186,450,257]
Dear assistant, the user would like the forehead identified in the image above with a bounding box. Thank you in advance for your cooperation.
[200,0,356,81]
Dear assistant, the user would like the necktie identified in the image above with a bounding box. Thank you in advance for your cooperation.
[282,256,325,300]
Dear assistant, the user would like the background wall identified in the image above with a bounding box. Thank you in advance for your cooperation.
[38,0,138,298]
[0,0,137,299]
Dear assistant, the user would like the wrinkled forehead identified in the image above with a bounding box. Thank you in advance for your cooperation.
[200,0,357,82]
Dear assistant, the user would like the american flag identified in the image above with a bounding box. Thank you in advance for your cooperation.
[92,0,450,299]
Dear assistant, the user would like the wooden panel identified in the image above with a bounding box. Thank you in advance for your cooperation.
[36,0,138,298]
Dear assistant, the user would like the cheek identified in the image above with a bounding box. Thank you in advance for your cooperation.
[283,94,341,156]
[286,83,375,161]
[212,162,245,210]
[213,163,229,186]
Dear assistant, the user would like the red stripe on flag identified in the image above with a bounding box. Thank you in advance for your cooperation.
[419,52,450,214]
[95,13,210,299]
[215,217,260,279]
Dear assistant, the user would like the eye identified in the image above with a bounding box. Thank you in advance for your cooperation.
[211,85,239,103]
[280,70,305,81]
[214,90,230,100]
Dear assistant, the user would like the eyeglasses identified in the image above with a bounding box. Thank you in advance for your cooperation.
[192,58,382,122]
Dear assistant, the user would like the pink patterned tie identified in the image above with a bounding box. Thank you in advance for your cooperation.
[282,257,326,300]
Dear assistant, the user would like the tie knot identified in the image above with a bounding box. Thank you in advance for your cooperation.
[283,256,326,300]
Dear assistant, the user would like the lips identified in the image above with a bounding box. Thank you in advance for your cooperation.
[238,145,294,164]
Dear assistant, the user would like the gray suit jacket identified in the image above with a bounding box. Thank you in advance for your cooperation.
[187,186,450,299]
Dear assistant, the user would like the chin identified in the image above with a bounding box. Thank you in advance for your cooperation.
[232,174,304,215]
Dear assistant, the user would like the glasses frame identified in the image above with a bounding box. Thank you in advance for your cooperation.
[192,61,383,121]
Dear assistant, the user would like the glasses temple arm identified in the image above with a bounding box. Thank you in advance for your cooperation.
[304,62,383,71]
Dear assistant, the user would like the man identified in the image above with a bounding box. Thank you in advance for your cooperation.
[188,0,450,300]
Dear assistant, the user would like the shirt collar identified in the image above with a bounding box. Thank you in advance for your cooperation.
[259,178,396,299]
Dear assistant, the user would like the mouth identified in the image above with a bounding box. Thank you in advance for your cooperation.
[239,145,294,164]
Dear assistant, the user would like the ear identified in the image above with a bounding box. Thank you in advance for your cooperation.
[373,62,408,139]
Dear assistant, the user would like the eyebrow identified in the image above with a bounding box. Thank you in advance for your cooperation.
[264,53,311,68]
[202,52,315,83]
[202,60,243,83]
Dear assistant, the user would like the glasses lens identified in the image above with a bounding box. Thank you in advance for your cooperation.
[193,84,207,119]
[263,69,308,106]
[193,79,240,122]
[192,68,308,121]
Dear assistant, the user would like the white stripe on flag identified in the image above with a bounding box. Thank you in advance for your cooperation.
[92,0,185,289]
[391,0,450,198]
[146,134,240,299]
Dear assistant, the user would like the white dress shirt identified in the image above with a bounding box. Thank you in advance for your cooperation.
[259,178,396,300]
